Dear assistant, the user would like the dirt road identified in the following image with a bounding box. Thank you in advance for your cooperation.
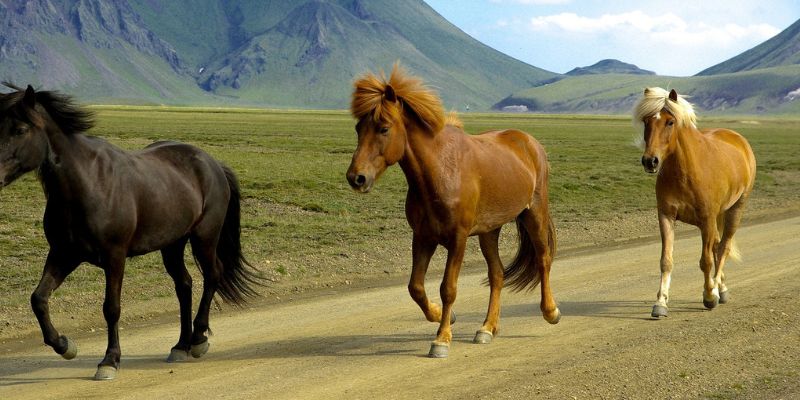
[1,216,798,399]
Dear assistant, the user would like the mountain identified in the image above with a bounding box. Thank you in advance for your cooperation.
[497,18,800,115]
[566,59,655,76]
[697,19,800,76]
[0,0,557,109]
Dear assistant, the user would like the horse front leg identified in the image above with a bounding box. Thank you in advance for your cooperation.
[94,252,127,380]
[30,251,80,359]
[408,234,443,323]
[428,232,467,358]
[652,212,675,318]
[699,220,720,310]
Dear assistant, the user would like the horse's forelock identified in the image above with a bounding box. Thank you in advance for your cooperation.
[351,64,444,134]
[633,87,696,129]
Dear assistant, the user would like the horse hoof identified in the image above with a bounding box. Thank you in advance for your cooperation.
[428,342,449,358]
[191,341,210,358]
[60,336,78,360]
[473,330,493,344]
[93,365,117,381]
[651,305,669,319]
[703,297,719,310]
[166,348,191,363]
[544,308,561,324]
[719,290,729,304]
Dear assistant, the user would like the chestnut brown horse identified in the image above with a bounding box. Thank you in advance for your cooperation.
[0,84,261,380]
[346,65,560,358]
[634,87,756,318]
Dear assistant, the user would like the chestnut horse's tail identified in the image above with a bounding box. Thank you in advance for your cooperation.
[503,209,556,293]
[214,165,262,305]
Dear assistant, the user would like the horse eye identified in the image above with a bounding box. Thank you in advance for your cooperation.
[379,127,389,134]
[667,120,674,127]
[13,126,29,136]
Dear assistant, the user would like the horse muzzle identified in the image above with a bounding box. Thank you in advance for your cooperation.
[641,156,660,174]
[346,171,374,193]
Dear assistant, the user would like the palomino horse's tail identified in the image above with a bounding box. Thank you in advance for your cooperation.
[728,239,741,262]
[503,211,556,293]
[215,165,262,305]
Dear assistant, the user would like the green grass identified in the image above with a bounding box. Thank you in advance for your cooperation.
[0,108,798,338]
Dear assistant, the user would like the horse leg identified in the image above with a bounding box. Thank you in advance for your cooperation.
[474,228,503,344]
[94,251,126,380]
[30,251,80,359]
[699,219,721,310]
[716,199,746,304]
[652,212,675,318]
[162,239,194,363]
[428,231,467,358]
[407,234,443,323]
[520,208,560,324]
[188,236,222,359]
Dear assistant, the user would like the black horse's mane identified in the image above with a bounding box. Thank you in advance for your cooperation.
[2,82,94,134]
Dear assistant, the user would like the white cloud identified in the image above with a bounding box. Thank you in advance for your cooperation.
[528,11,779,48]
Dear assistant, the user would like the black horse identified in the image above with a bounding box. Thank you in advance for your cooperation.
[0,84,261,380]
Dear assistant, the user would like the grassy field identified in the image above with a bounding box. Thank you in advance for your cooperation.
[0,108,798,339]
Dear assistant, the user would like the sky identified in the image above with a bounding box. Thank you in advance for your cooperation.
[424,0,799,76]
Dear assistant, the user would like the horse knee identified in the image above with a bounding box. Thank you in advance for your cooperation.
[408,282,426,301]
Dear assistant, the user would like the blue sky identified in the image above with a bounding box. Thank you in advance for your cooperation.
[424,0,799,76]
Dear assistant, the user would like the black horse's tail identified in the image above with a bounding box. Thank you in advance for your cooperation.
[215,165,262,305]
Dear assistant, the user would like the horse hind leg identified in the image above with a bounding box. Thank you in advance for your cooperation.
[716,199,746,304]
[518,208,560,324]
[474,228,503,344]
[162,239,194,363]
[188,235,221,359]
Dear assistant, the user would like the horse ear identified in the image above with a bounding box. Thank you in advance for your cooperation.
[669,89,678,102]
[384,85,397,103]
[23,85,36,108]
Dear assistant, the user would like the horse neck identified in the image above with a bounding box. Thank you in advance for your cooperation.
[38,123,97,197]
[665,125,703,176]
[398,124,455,198]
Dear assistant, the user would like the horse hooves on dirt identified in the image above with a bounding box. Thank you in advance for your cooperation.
[166,348,191,363]
[473,330,493,344]
[703,297,719,310]
[651,305,669,318]
[191,341,210,358]
[60,336,77,360]
[428,342,449,358]
[544,308,561,324]
[719,290,729,304]
[93,365,117,381]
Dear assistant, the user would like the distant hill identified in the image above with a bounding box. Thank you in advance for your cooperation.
[0,0,557,109]
[697,19,800,76]
[566,59,655,76]
[497,18,800,115]
[494,65,800,115]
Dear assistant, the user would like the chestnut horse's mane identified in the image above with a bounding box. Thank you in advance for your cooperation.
[633,87,697,129]
[351,64,445,134]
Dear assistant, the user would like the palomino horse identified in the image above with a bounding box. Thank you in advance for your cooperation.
[346,66,560,358]
[0,84,261,380]
[634,87,756,318]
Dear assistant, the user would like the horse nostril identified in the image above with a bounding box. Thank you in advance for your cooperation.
[355,174,366,186]
[652,157,659,167]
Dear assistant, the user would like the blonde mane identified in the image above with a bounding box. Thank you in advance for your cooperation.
[351,64,445,134]
[633,87,697,129]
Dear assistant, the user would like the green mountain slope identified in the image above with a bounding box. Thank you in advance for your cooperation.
[566,59,655,76]
[697,19,800,76]
[497,65,800,115]
[1,0,557,109]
